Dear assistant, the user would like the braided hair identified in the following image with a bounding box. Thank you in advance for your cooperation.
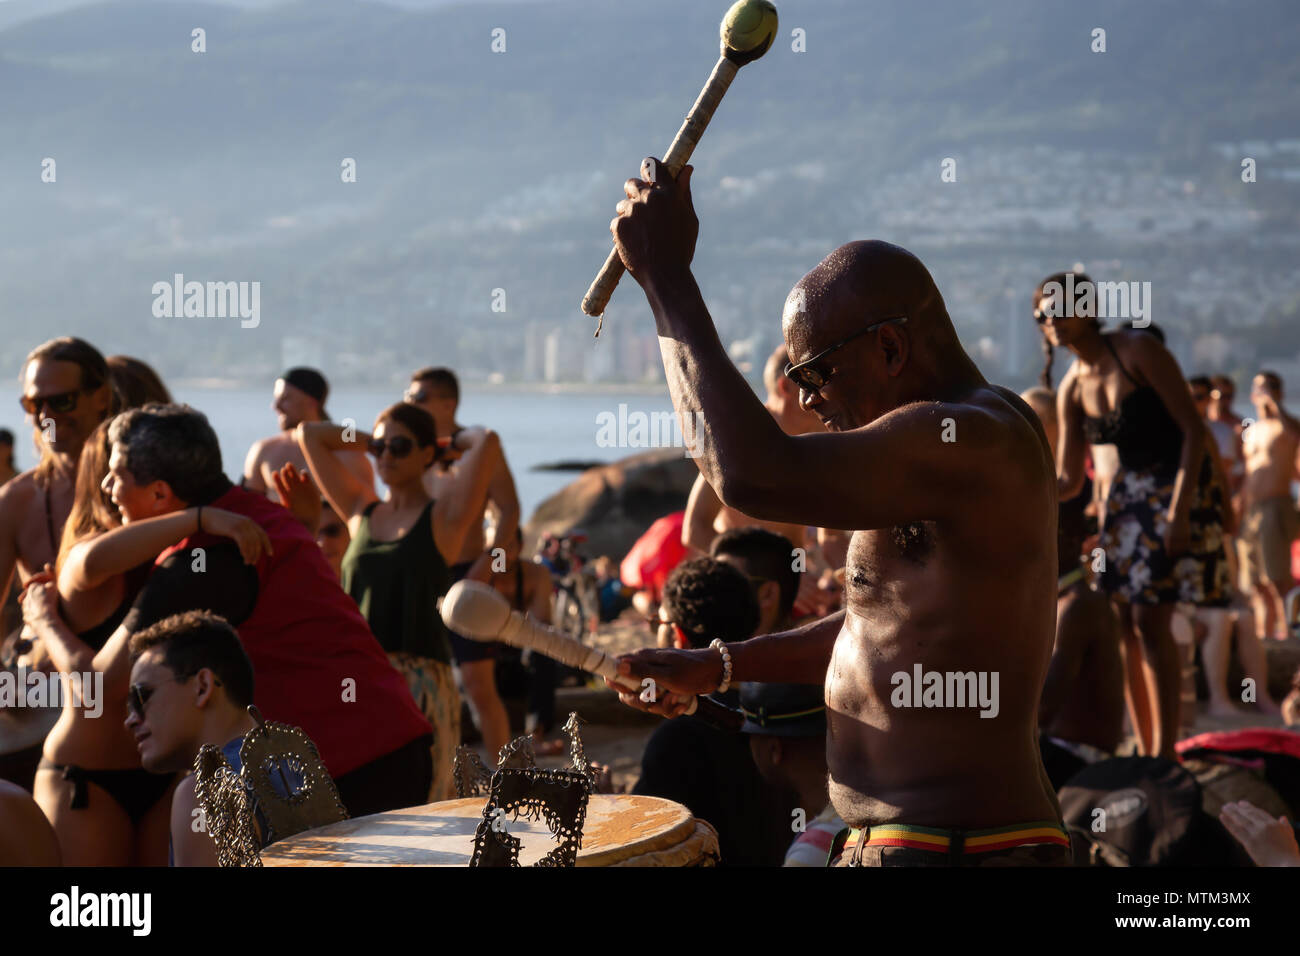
[1033,271,1096,389]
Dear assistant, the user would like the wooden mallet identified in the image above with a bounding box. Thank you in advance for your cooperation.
[581,0,779,333]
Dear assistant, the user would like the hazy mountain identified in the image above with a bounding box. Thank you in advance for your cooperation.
[0,0,1296,389]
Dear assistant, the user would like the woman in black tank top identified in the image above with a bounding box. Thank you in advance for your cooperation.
[1034,272,1230,760]
[300,402,502,801]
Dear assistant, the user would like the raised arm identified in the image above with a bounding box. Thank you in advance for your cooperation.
[296,422,377,526]
[613,160,1010,532]
[242,439,269,494]
[59,507,270,597]
[482,452,520,554]
[1057,368,1089,501]
[682,473,722,553]
[431,429,501,566]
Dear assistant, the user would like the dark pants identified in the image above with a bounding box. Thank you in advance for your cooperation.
[334,733,433,818]
[525,650,557,734]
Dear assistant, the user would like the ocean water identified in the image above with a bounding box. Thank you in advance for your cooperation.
[8,386,683,519]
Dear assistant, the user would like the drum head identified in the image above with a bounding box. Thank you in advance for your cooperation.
[261,794,701,867]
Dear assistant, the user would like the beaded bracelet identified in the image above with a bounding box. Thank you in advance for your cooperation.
[709,639,732,694]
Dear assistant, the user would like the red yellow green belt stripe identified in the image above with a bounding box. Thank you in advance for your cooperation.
[837,821,1070,855]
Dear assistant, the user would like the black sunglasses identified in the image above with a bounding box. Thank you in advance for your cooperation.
[405,387,429,404]
[127,674,221,720]
[20,388,84,416]
[367,436,416,459]
[784,316,908,393]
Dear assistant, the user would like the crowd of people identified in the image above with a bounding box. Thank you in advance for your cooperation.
[1,203,1299,868]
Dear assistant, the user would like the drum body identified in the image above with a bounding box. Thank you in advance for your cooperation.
[262,793,719,867]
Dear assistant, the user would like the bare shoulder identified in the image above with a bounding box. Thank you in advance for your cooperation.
[0,469,40,528]
[523,558,551,585]
[170,773,201,836]
[1109,327,1166,368]
[930,385,1042,452]
[0,469,40,506]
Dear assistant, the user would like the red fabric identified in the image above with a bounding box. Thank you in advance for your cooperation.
[1177,728,1300,761]
[619,511,688,603]
[1292,538,1300,583]
[156,486,431,778]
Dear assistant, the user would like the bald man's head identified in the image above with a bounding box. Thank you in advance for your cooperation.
[780,240,970,431]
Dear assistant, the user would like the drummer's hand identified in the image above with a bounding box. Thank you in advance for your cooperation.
[587,761,620,794]
[606,647,721,718]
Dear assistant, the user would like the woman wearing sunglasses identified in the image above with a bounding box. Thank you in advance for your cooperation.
[20,418,271,866]
[1038,271,1230,759]
[298,402,500,801]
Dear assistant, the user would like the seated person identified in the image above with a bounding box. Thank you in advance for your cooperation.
[126,610,308,866]
[739,681,846,867]
[632,556,797,866]
[33,404,434,818]
[710,527,801,636]
[0,779,61,866]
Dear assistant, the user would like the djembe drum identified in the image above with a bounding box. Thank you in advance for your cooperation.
[260,793,719,867]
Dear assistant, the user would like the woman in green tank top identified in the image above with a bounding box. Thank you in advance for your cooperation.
[298,402,501,802]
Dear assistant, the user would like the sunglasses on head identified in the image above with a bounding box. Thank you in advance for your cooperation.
[19,388,84,416]
[367,436,416,459]
[783,316,907,393]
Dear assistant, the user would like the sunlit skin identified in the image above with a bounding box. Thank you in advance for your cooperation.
[272,379,319,432]
[1240,375,1300,640]
[408,379,522,565]
[244,379,373,497]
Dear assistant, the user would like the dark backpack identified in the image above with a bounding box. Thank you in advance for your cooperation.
[1059,756,1239,866]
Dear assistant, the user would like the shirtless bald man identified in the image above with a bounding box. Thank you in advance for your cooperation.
[606,159,1066,866]
[682,343,822,554]
[242,368,373,500]
[1239,371,1300,640]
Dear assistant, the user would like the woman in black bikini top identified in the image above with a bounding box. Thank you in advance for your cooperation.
[1037,271,1225,760]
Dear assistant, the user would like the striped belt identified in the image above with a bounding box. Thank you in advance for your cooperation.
[1058,567,1086,594]
[832,820,1070,864]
